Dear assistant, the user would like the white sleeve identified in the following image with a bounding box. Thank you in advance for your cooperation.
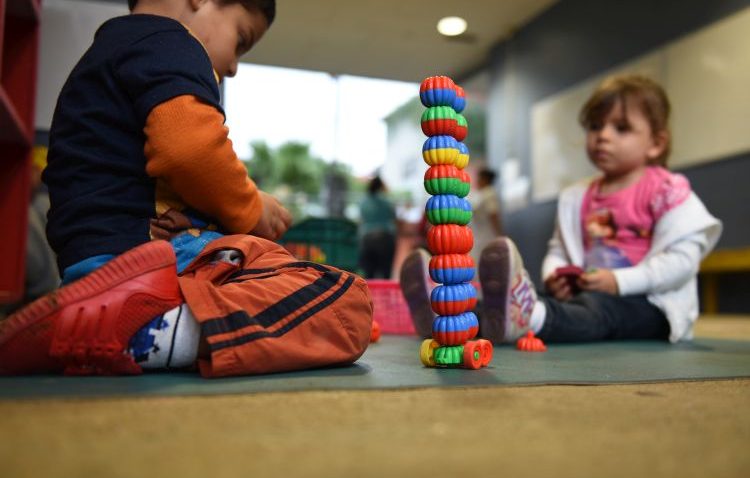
[541,220,570,281]
[613,232,707,296]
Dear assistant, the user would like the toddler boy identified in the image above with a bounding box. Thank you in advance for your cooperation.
[0,0,373,377]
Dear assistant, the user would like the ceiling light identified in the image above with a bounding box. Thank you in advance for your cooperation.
[437,16,468,37]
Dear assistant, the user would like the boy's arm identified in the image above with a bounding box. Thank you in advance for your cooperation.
[143,95,262,234]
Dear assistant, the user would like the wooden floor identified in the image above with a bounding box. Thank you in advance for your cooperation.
[0,316,748,478]
[692,314,750,338]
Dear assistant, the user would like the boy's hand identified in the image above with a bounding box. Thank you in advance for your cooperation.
[250,191,292,241]
[544,273,573,301]
[578,269,619,295]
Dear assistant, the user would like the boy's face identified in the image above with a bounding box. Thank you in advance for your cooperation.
[585,98,665,179]
[186,0,268,81]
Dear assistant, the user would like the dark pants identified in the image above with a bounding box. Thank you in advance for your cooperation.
[537,292,670,343]
[359,230,396,279]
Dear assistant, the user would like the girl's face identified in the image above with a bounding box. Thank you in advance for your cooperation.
[185,0,268,81]
[585,98,667,180]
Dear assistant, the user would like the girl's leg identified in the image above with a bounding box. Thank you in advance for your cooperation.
[477,237,670,344]
[538,292,670,342]
[178,234,373,378]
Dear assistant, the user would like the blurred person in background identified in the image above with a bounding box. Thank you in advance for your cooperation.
[469,167,503,267]
[358,176,397,279]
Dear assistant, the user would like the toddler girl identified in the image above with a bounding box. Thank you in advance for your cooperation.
[404,74,722,344]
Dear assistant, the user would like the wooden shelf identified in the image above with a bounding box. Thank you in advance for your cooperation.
[0,0,41,303]
[0,143,31,304]
[2,6,39,136]
[0,85,30,144]
[6,0,39,21]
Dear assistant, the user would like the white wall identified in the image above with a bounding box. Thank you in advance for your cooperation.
[530,6,750,201]
[381,117,427,205]
[35,0,127,130]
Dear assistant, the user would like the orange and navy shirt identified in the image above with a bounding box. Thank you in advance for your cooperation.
[44,14,261,273]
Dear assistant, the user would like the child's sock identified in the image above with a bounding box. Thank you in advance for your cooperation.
[529,300,546,334]
[127,303,200,369]
[125,248,237,369]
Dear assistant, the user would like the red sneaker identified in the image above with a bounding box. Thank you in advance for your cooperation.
[0,240,182,375]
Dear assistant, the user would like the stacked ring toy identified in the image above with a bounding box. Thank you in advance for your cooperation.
[418,76,492,370]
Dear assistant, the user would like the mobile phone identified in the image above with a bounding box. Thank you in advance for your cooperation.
[555,265,584,293]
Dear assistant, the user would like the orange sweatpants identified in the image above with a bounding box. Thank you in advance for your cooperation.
[177,234,373,378]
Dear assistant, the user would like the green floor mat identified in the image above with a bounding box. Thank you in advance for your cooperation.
[2,336,750,400]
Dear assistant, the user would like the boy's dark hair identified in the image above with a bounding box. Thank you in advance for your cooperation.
[579,74,671,166]
[127,0,276,25]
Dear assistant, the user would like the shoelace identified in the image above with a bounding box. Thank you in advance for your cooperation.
[510,271,536,327]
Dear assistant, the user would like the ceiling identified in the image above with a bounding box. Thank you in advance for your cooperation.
[242,0,557,82]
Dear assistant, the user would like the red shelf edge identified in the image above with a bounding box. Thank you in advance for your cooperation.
[7,0,41,22]
[0,85,32,145]
[0,290,23,303]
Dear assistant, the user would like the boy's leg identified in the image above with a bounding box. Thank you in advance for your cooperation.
[399,248,435,338]
[177,235,373,377]
[538,292,670,342]
[0,241,182,375]
[478,237,541,343]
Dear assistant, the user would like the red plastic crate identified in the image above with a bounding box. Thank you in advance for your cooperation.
[367,279,415,335]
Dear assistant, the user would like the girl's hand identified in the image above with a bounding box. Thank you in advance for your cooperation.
[544,273,573,301]
[578,269,619,295]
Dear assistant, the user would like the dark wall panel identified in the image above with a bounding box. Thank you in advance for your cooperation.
[681,153,750,250]
[488,0,750,311]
